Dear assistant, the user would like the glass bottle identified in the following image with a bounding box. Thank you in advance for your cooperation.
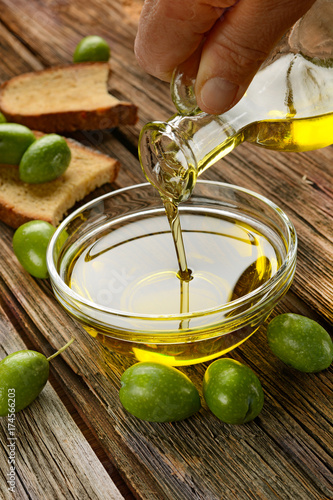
[138,0,333,203]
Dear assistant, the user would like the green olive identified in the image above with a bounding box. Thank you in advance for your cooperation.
[13,220,56,279]
[267,313,333,372]
[119,362,201,422]
[19,134,71,184]
[73,36,110,63]
[0,351,49,416]
[0,123,35,164]
[0,339,74,417]
[203,358,264,424]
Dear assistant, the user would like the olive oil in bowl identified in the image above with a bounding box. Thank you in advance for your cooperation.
[48,182,296,366]
[67,211,280,317]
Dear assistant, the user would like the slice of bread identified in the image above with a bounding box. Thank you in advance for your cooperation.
[0,133,120,228]
[0,62,138,133]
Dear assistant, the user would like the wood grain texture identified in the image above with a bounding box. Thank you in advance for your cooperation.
[0,303,124,500]
[0,1,332,499]
[0,210,332,500]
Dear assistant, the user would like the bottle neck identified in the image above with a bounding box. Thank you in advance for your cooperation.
[138,109,248,203]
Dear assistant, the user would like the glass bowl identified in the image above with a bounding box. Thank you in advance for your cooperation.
[47,181,297,366]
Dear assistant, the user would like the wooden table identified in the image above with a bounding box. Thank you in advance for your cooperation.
[0,1,332,499]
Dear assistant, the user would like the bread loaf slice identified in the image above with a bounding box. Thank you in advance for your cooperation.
[0,62,138,133]
[0,133,120,228]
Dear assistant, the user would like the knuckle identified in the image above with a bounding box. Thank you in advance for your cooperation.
[211,35,268,79]
[200,0,239,7]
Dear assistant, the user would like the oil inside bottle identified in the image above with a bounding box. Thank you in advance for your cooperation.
[140,51,333,205]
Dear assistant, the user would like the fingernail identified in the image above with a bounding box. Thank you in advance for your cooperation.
[200,77,238,114]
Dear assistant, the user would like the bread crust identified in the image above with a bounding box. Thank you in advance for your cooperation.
[1,105,138,133]
[0,201,39,228]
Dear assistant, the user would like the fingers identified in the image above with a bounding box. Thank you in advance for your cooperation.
[134,0,231,81]
[135,0,316,115]
[195,0,316,114]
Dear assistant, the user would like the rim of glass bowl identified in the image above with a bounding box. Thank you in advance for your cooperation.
[46,180,297,322]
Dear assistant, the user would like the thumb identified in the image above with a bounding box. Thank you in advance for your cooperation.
[196,0,316,114]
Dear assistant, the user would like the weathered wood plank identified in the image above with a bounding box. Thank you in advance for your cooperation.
[0,0,332,323]
[0,1,332,499]
[0,221,332,500]
[0,304,124,500]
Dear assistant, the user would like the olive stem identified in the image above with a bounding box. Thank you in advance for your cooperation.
[47,338,75,361]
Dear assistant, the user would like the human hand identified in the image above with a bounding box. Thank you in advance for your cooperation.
[135,0,316,114]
